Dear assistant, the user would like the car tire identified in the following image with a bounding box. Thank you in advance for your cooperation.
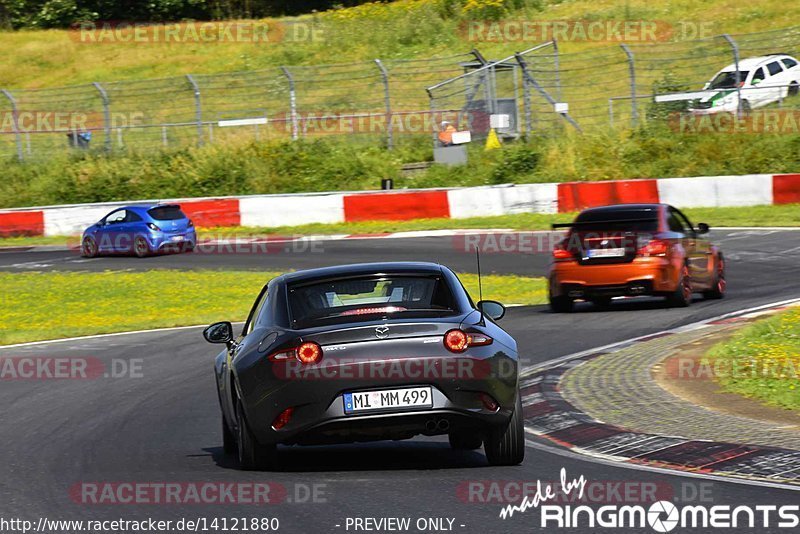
[484,393,525,466]
[703,256,726,300]
[81,236,98,258]
[666,265,692,308]
[236,401,276,471]
[133,236,151,258]
[549,295,573,313]
[789,82,799,97]
[222,415,236,455]
[449,430,483,451]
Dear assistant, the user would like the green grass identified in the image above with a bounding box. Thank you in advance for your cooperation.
[3,1,800,208]
[0,270,546,345]
[705,308,800,412]
[5,125,800,209]
[2,0,799,88]
[2,204,798,248]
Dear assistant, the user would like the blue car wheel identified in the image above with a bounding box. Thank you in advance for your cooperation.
[133,235,151,258]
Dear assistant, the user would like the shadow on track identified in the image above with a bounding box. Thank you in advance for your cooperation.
[202,442,490,472]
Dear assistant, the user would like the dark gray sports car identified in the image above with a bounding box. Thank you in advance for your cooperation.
[204,262,523,470]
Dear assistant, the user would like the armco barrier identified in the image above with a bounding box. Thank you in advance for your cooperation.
[0,173,797,237]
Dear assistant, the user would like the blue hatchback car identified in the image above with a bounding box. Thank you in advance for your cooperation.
[81,204,197,258]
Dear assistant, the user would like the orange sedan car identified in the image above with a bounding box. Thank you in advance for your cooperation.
[548,203,726,312]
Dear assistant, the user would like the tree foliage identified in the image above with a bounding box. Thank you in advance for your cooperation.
[0,0,386,28]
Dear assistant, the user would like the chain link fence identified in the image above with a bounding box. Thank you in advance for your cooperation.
[3,25,800,161]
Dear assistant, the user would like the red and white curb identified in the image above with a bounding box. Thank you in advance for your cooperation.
[1,172,799,237]
[520,298,800,489]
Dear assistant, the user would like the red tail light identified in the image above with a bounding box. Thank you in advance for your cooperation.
[272,407,294,430]
[637,239,670,257]
[268,342,323,364]
[552,240,573,260]
[297,342,322,364]
[444,329,493,353]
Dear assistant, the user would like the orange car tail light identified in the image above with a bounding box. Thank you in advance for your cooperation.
[637,239,670,257]
[552,240,573,260]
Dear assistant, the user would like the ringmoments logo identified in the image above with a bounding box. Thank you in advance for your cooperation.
[499,468,800,531]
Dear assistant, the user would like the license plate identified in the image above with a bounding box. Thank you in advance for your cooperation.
[587,247,625,258]
[171,235,184,242]
[343,387,432,414]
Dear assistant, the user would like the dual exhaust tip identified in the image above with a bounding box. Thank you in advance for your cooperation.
[425,419,450,433]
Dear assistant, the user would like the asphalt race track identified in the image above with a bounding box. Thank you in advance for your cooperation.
[2,228,800,533]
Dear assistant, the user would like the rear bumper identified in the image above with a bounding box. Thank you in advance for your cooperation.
[237,351,518,446]
[149,229,196,250]
[550,257,679,298]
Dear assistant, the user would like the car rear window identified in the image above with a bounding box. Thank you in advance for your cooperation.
[147,206,187,221]
[572,209,659,232]
[288,275,457,328]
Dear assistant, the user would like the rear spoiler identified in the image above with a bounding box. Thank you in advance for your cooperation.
[551,217,659,230]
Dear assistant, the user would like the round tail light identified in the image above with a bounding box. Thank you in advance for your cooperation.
[297,342,322,364]
[444,329,469,353]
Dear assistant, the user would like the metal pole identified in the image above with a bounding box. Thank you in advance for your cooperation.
[721,34,743,115]
[620,44,638,127]
[186,74,203,146]
[515,53,582,133]
[280,66,299,140]
[374,59,393,150]
[93,82,112,152]
[522,65,532,136]
[1,89,23,161]
[553,39,562,103]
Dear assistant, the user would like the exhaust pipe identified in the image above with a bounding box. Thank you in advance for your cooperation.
[437,419,450,432]
[425,420,438,433]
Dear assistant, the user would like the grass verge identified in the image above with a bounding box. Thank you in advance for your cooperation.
[704,308,800,412]
[0,270,546,345]
[2,204,798,248]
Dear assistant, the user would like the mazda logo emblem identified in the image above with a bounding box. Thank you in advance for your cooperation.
[375,326,390,339]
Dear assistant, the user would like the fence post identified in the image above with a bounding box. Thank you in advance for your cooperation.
[553,39,562,103]
[515,53,582,133]
[93,82,112,153]
[721,34,743,115]
[521,65,533,136]
[280,66,299,140]
[620,44,638,128]
[186,74,203,146]
[1,89,23,161]
[374,59,393,150]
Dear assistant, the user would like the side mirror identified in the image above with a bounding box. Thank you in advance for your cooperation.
[204,321,233,345]
[697,223,710,234]
[477,300,506,321]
